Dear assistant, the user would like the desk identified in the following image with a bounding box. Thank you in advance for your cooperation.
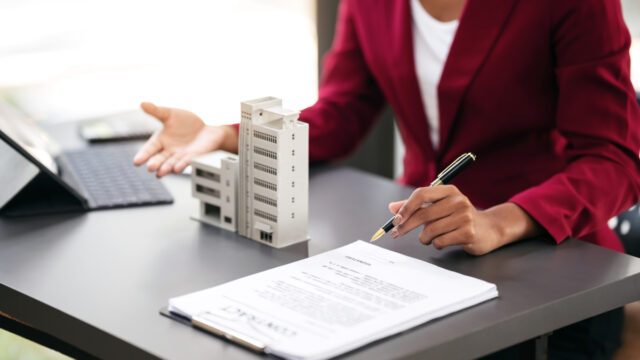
[2,124,640,359]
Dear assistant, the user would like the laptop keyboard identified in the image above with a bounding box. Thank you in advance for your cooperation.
[62,146,173,209]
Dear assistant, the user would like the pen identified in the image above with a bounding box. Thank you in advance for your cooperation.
[370,152,477,242]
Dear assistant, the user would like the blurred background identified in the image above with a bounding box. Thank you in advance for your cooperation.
[0,1,638,358]
[0,0,317,123]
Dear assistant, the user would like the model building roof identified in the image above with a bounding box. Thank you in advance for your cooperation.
[191,150,237,169]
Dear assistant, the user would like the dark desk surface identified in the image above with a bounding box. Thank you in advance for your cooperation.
[2,124,640,360]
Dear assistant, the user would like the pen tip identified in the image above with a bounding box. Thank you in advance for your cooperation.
[370,228,385,242]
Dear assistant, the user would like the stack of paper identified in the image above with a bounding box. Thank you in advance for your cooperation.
[168,241,498,360]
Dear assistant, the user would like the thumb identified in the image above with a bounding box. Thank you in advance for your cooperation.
[388,200,406,214]
[141,102,171,123]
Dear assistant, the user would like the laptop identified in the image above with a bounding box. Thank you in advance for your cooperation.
[0,100,173,216]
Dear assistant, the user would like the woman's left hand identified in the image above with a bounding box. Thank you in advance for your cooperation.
[389,185,541,255]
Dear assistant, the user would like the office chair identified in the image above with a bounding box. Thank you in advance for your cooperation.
[611,206,640,256]
[610,92,640,256]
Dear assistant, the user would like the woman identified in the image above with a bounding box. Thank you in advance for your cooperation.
[134,0,640,357]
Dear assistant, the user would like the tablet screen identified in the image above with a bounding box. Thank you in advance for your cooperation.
[0,99,59,174]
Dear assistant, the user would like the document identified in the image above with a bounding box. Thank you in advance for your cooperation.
[168,241,498,360]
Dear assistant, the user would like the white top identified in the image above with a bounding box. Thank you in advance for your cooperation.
[410,0,459,149]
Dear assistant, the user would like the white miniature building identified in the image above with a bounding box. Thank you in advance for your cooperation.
[191,151,239,232]
[238,96,309,248]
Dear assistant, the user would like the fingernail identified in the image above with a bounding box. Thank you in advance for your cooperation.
[393,214,403,226]
[390,228,400,239]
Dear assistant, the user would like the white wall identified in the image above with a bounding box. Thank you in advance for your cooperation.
[622,0,640,88]
[0,0,317,124]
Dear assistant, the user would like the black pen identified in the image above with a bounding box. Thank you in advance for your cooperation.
[370,152,477,242]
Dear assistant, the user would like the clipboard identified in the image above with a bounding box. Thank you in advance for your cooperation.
[160,241,499,360]
[159,307,267,353]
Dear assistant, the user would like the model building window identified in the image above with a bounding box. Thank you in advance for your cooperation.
[259,231,273,242]
[255,209,277,223]
[196,169,220,182]
[204,203,221,222]
[196,184,220,198]
[254,146,277,159]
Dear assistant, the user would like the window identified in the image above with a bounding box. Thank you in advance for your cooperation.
[204,203,221,222]
[196,184,220,198]
[260,231,273,243]
[254,146,277,159]
[255,193,277,207]
[254,162,277,175]
[254,178,277,191]
[196,169,220,182]
[255,209,277,223]
[224,216,232,224]
[254,130,277,144]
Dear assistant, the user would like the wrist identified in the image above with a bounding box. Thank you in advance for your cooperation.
[484,203,542,248]
[218,125,239,154]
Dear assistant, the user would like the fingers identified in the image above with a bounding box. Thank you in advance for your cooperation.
[174,152,198,173]
[394,185,460,226]
[173,158,190,174]
[157,152,182,178]
[388,201,405,214]
[134,134,163,166]
[146,150,171,172]
[147,149,194,178]
[391,195,461,237]
[419,212,472,245]
[174,160,190,174]
[140,102,171,123]
[432,227,471,250]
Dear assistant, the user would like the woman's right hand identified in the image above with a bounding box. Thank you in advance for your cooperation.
[133,102,238,178]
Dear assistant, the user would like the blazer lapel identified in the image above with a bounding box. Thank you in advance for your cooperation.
[438,0,520,155]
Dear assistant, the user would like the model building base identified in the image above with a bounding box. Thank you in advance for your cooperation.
[191,211,310,248]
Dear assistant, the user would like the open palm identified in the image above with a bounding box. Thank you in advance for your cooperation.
[133,102,225,177]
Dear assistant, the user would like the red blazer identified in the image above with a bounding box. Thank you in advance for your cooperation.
[297,0,640,252]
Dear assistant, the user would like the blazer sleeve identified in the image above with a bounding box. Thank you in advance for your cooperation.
[297,0,386,161]
[230,1,385,161]
[509,0,640,243]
